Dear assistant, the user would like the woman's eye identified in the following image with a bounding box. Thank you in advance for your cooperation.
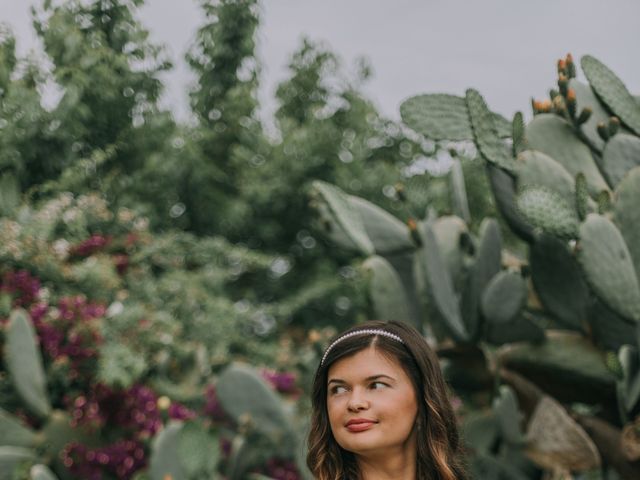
[330,385,347,395]
[371,381,387,390]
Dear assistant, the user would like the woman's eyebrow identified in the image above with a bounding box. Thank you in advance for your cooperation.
[327,374,395,385]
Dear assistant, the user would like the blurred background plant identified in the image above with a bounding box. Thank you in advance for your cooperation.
[4,1,637,479]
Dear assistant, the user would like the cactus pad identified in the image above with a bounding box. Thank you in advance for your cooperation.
[349,196,413,254]
[578,213,640,323]
[0,408,36,448]
[461,218,502,339]
[516,186,579,240]
[466,89,514,171]
[486,164,535,242]
[493,385,524,445]
[149,422,186,480]
[0,446,36,480]
[525,114,609,195]
[5,310,51,418]
[216,364,293,442]
[570,79,611,151]
[529,235,588,331]
[416,221,469,342]
[575,173,589,221]
[618,345,640,414]
[602,133,640,187]
[400,93,511,141]
[362,255,412,325]
[481,271,527,325]
[614,166,640,277]
[311,181,374,256]
[450,159,470,223]
[29,465,58,480]
[512,112,526,156]
[515,150,575,202]
[582,55,640,136]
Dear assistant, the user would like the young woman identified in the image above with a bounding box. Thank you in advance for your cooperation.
[307,320,468,480]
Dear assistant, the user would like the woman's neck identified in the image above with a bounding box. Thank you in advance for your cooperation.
[355,445,417,480]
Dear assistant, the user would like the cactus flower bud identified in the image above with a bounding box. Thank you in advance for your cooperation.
[532,99,552,114]
[597,122,610,142]
[557,58,567,75]
[577,107,592,125]
[557,74,568,96]
[609,116,620,137]
[549,89,559,100]
[394,183,407,202]
[566,53,576,78]
[407,218,421,246]
[553,95,566,115]
[566,88,577,117]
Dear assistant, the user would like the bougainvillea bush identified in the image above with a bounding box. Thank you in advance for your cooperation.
[0,192,334,479]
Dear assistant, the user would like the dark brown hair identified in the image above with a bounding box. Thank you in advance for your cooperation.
[307,320,468,480]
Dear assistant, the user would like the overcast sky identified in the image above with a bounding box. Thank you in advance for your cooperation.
[1,0,639,124]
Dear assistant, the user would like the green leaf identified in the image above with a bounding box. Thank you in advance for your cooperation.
[97,342,147,389]
[5,309,51,418]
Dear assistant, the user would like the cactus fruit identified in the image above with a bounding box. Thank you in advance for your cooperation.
[578,214,640,323]
[5,309,51,418]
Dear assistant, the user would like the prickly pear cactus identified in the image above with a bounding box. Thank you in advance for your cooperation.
[314,53,640,479]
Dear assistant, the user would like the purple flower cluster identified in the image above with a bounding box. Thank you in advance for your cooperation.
[30,296,105,380]
[0,269,41,307]
[70,234,112,258]
[61,439,146,480]
[261,369,298,394]
[203,384,228,421]
[167,402,197,421]
[258,458,301,480]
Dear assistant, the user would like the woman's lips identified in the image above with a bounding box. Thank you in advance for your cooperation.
[346,420,377,432]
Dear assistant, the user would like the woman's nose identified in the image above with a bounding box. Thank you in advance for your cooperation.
[347,389,370,411]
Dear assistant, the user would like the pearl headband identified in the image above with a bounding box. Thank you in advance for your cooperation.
[320,329,404,366]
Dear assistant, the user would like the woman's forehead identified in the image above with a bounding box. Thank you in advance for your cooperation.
[327,347,404,380]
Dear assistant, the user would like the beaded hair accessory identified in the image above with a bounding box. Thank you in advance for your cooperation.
[320,329,404,366]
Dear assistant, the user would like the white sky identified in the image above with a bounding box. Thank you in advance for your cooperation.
[1,0,639,124]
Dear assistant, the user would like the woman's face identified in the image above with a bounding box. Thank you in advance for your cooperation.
[326,346,419,457]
